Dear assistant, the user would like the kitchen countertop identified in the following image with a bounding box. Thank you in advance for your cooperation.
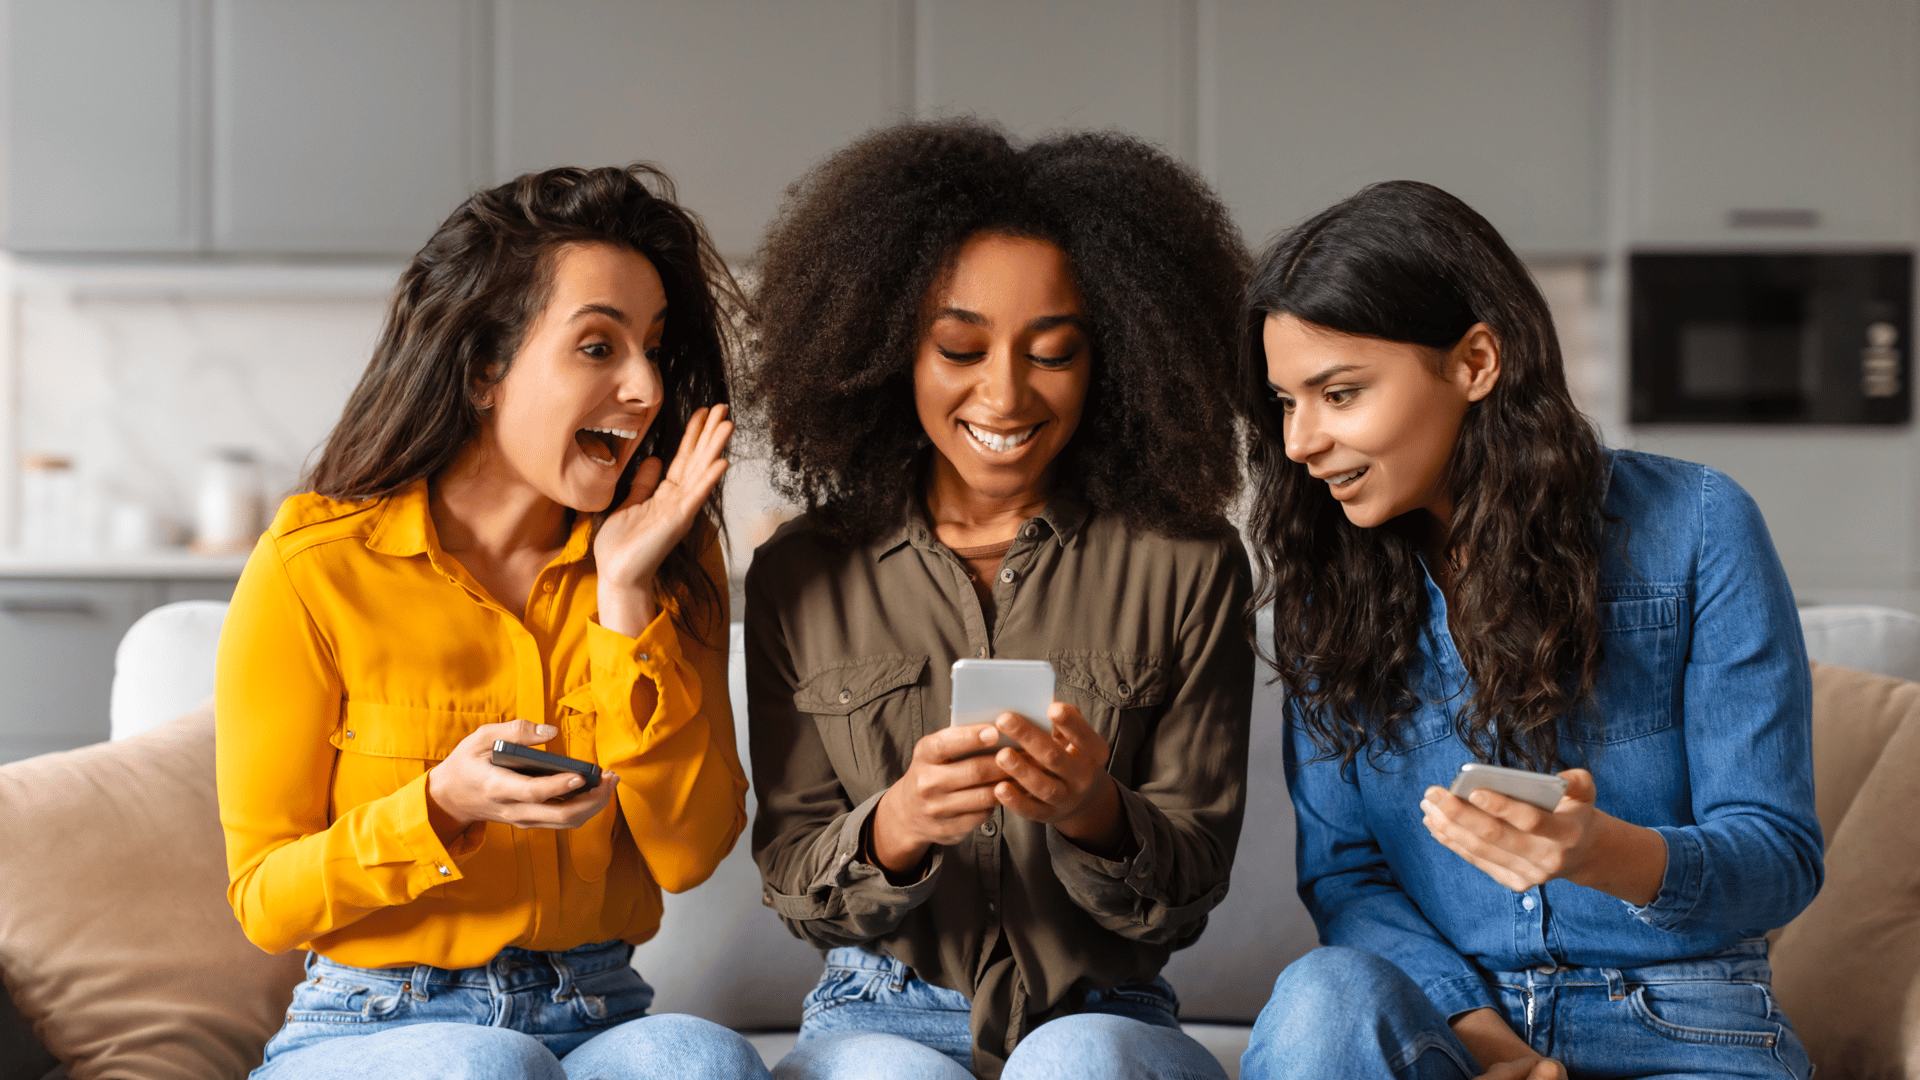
[0,551,249,578]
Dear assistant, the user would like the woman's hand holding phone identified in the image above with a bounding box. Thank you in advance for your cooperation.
[989,703,1127,854]
[1419,768,1667,905]
[426,719,617,839]
[870,724,1011,874]
[594,404,733,637]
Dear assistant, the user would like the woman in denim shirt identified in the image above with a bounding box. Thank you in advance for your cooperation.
[1237,182,1822,1080]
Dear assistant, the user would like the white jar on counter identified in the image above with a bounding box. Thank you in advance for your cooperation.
[19,453,77,553]
[193,448,264,555]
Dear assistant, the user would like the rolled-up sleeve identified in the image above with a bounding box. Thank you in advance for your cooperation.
[1047,537,1253,945]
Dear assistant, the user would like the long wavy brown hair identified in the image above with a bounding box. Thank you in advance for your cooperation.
[1243,181,1607,770]
[305,164,742,639]
[741,119,1249,544]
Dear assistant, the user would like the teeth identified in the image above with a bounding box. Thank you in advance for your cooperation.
[584,452,615,466]
[965,422,1037,453]
[585,426,638,439]
[1328,468,1366,486]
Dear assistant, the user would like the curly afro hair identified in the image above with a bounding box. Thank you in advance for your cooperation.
[741,118,1249,545]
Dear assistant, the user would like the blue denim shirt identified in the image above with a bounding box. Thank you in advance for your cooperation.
[1285,449,1824,1019]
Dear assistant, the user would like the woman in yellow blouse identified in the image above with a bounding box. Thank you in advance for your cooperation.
[217,165,771,1080]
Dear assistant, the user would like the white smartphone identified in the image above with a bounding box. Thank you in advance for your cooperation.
[1448,762,1568,812]
[950,658,1055,754]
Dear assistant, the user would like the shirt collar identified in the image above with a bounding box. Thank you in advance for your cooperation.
[878,486,1090,560]
[364,477,595,567]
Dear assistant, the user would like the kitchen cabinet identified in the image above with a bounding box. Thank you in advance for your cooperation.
[210,0,485,254]
[495,0,907,261]
[1205,0,1606,255]
[1613,0,1920,247]
[0,568,238,765]
[4,0,203,252]
[917,0,1194,157]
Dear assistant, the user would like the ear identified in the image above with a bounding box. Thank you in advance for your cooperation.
[1448,323,1502,403]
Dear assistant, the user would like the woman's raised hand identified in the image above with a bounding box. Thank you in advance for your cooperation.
[594,404,732,637]
[426,719,617,838]
[1419,768,1668,906]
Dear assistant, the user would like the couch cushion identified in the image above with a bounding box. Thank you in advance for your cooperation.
[0,703,305,1080]
[1772,662,1920,1079]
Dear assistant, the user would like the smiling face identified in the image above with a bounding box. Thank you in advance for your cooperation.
[479,242,666,513]
[1263,313,1499,530]
[913,232,1091,510]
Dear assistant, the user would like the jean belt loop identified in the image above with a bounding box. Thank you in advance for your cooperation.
[1604,967,1626,1002]
[548,949,575,1001]
[888,954,910,993]
[410,964,434,1001]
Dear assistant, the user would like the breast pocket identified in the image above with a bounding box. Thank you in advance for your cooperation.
[331,702,516,903]
[792,655,929,802]
[1049,652,1169,786]
[1568,594,1684,745]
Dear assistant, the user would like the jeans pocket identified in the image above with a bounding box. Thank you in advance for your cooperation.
[566,964,654,1027]
[284,972,409,1025]
[1627,980,1781,1047]
[800,966,892,1023]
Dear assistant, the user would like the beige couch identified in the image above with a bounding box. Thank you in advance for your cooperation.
[2,607,1918,1079]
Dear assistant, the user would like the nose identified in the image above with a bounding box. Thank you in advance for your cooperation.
[617,350,664,410]
[1282,402,1330,464]
[974,346,1031,417]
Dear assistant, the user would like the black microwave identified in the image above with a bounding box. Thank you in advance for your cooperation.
[1629,252,1912,424]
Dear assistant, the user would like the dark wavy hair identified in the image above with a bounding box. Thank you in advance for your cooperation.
[741,119,1249,543]
[305,164,741,637]
[1243,180,1607,771]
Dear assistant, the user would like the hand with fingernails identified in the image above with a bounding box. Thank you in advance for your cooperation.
[426,719,617,839]
[1419,767,1668,907]
[592,404,733,637]
[871,701,1124,874]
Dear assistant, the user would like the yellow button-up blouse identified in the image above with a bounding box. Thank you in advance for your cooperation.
[215,480,747,969]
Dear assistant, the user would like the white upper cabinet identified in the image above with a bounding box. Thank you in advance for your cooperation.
[1614,0,1918,247]
[496,0,907,262]
[210,0,485,254]
[1205,0,1606,255]
[5,0,202,252]
[917,0,1193,157]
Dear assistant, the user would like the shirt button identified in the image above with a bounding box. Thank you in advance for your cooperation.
[637,652,650,662]
[1022,523,1040,539]
[1521,894,1536,911]
[976,646,988,658]
[1117,683,1132,699]
[979,820,998,837]
[998,568,1016,584]
[436,864,451,877]
[542,580,556,594]
[345,730,356,739]
[838,689,853,704]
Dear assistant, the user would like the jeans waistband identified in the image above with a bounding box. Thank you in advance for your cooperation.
[1490,938,1772,993]
[308,939,634,998]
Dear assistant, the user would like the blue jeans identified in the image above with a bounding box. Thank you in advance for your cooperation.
[1241,944,1812,1080]
[251,940,771,1079]
[774,946,1225,1080]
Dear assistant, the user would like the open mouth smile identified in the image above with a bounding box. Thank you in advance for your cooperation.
[964,421,1040,454]
[575,425,638,468]
[1321,467,1367,488]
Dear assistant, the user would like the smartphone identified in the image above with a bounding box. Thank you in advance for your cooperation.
[950,658,1055,755]
[490,741,602,800]
[1448,762,1567,812]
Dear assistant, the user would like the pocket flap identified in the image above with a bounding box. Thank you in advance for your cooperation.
[1050,651,1170,710]
[331,702,497,760]
[794,655,928,715]
[558,683,599,715]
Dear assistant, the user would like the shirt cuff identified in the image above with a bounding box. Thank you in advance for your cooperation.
[1623,825,1705,932]
[1046,782,1150,885]
[832,790,945,897]
[585,606,686,710]
[1426,973,1500,1020]
[385,772,469,893]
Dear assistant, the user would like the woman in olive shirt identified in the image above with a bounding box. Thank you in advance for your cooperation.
[740,121,1253,1080]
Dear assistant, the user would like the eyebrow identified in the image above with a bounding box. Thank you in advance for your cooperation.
[568,303,668,326]
[932,308,1086,332]
[1300,363,1362,388]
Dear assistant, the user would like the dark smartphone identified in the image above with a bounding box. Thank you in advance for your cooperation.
[489,741,602,801]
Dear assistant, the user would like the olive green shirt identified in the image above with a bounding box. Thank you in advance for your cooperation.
[744,493,1253,1077]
